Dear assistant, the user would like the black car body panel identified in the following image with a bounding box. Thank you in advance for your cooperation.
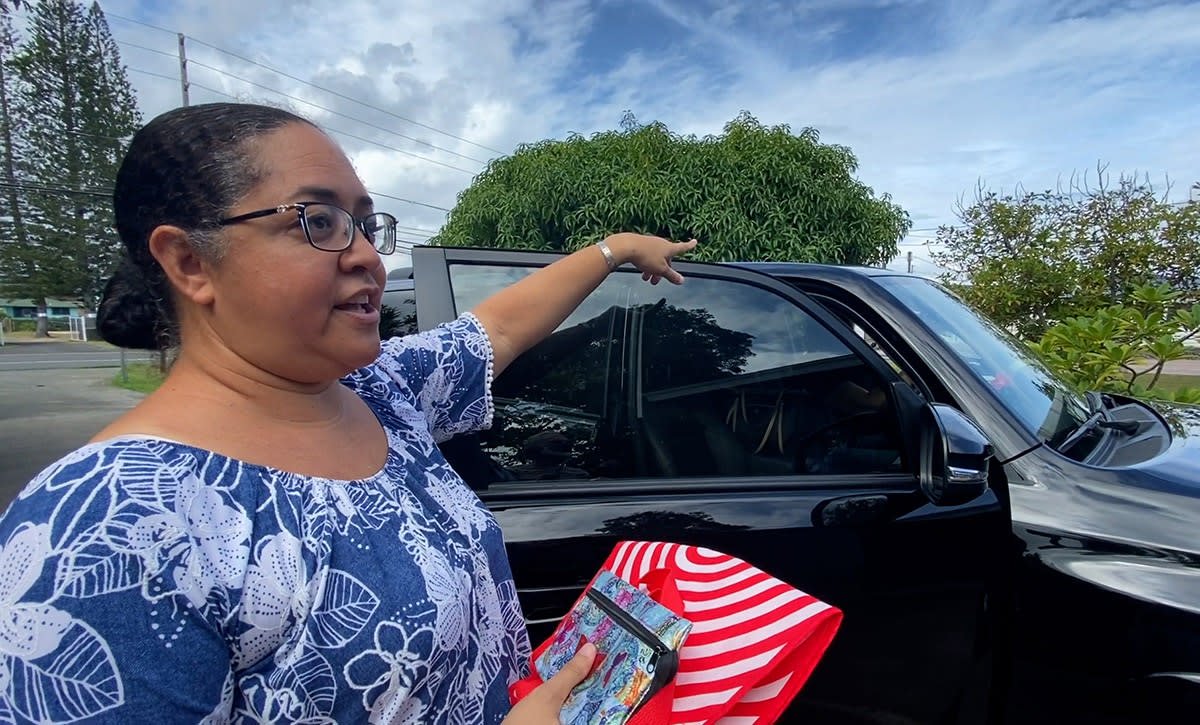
[384,248,1200,723]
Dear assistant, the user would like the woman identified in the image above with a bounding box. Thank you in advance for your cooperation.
[0,103,695,723]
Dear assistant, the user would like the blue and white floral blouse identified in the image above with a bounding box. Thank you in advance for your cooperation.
[0,313,531,724]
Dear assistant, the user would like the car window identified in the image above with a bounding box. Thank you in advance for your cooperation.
[380,286,418,338]
[629,275,905,478]
[804,291,928,400]
[442,264,905,487]
[875,275,1091,445]
[445,264,632,484]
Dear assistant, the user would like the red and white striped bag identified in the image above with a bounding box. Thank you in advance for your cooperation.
[513,541,843,725]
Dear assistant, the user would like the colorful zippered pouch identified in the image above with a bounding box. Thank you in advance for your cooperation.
[533,569,693,725]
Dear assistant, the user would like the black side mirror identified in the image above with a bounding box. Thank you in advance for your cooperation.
[920,403,992,507]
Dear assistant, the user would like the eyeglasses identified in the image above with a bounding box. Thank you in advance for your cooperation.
[218,202,398,255]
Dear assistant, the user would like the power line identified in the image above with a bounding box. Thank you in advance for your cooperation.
[324,126,474,175]
[106,12,504,156]
[396,224,437,235]
[367,190,450,212]
[129,71,477,180]
[0,181,434,255]
[185,38,504,156]
[187,80,240,101]
[128,66,183,84]
[114,38,178,61]
[184,57,485,170]
[0,180,112,199]
[128,70,241,105]
[105,12,176,37]
[169,85,461,213]
[126,68,457,215]
[60,129,130,144]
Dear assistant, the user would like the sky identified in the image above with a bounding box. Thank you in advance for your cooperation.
[45,0,1200,276]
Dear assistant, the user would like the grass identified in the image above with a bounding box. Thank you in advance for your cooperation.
[112,363,166,394]
[1146,373,1200,394]
[1,329,117,347]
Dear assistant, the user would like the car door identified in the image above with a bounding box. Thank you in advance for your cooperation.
[412,247,1009,724]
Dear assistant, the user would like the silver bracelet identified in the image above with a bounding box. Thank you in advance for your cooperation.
[596,240,617,272]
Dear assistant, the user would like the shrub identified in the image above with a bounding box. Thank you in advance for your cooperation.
[1031,283,1200,404]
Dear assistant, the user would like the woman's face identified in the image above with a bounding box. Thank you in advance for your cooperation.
[199,122,387,384]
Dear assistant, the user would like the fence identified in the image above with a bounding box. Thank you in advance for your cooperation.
[68,315,97,342]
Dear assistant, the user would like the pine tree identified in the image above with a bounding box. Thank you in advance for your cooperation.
[1,0,140,335]
[0,10,32,294]
[78,1,140,304]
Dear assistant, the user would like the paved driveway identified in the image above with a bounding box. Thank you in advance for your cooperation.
[0,367,144,510]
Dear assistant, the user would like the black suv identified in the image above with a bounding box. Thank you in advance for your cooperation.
[383,247,1200,724]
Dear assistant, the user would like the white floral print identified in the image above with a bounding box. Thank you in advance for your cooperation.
[125,472,252,608]
[0,314,530,724]
[0,524,123,723]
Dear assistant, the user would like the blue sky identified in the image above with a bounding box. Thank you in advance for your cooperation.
[68,0,1200,275]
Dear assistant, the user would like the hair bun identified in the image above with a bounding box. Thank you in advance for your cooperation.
[96,256,168,350]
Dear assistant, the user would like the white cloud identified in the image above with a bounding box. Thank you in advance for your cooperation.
[88,0,1200,275]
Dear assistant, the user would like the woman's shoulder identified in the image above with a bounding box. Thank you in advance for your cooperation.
[10,436,222,516]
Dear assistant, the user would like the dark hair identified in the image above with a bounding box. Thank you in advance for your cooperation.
[97,103,314,350]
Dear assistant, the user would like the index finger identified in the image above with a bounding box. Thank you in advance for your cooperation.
[670,238,699,257]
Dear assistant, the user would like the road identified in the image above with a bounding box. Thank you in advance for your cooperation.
[0,338,156,371]
[0,362,146,511]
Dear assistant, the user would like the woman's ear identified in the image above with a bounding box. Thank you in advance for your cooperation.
[148,225,215,306]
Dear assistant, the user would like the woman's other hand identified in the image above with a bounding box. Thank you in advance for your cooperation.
[604,233,698,285]
[502,643,597,724]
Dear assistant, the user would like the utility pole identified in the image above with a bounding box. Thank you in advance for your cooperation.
[177,33,189,107]
[907,251,913,274]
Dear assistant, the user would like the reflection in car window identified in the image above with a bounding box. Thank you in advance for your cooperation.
[443,264,904,486]
[876,276,1090,445]
[447,264,629,483]
[629,276,903,478]
[379,287,418,338]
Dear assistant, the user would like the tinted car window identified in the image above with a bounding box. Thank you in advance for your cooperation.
[875,275,1091,447]
[444,265,904,486]
[380,286,418,338]
[629,275,904,478]
[448,264,631,482]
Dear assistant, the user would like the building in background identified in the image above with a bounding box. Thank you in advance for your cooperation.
[0,298,86,320]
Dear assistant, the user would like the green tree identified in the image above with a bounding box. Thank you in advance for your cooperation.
[933,170,1200,339]
[433,112,910,265]
[0,10,31,296]
[1030,283,1200,405]
[0,0,140,335]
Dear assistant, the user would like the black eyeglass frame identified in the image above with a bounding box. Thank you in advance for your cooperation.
[218,202,398,254]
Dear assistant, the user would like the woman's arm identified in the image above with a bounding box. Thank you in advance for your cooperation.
[472,233,697,376]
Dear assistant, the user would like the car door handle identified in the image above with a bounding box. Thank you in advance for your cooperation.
[814,493,909,527]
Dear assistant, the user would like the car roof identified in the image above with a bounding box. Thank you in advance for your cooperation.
[730,261,911,280]
[383,257,921,292]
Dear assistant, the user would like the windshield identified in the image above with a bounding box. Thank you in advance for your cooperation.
[875,275,1092,445]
